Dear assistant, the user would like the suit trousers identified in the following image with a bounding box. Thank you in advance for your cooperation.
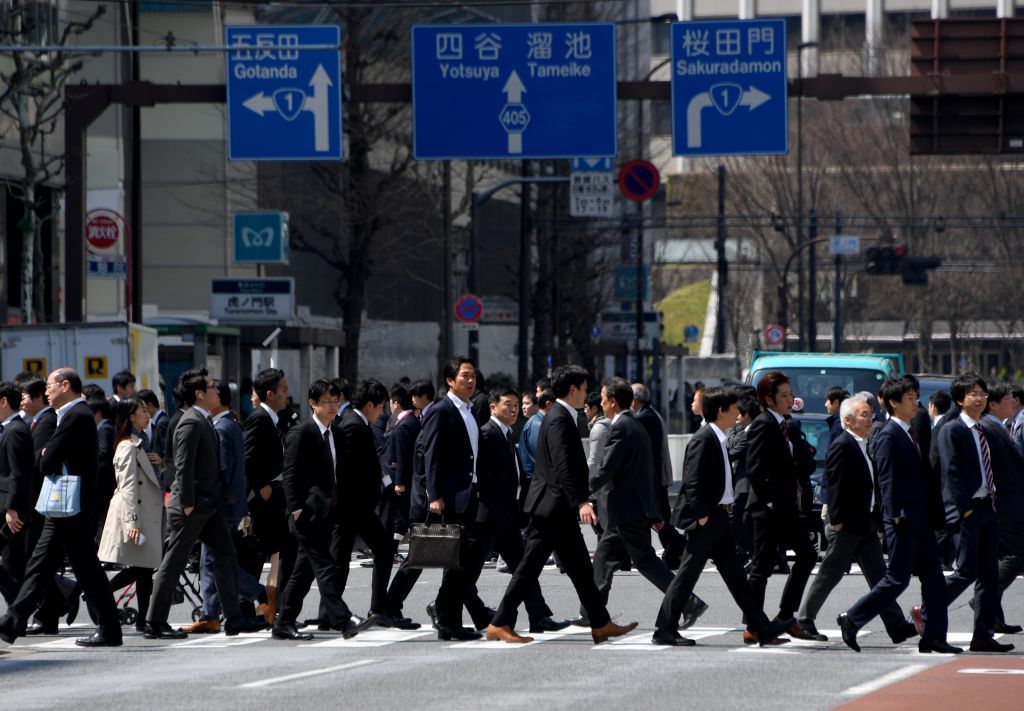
[847,518,948,641]
[0,527,25,603]
[995,553,1024,626]
[747,509,817,619]
[656,486,686,563]
[377,485,411,544]
[199,544,263,620]
[21,512,67,627]
[797,521,908,636]
[491,512,610,630]
[323,507,392,618]
[433,504,479,630]
[149,508,241,625]
[280,514,353,626]
[655,509,768,635]
[1,515,120,635]
[384,559,423,617]
[592,522,674,607]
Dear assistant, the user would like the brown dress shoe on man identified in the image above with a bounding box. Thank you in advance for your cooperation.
[743,629,789,646]
[183,619,221,634]
[485,624,534,644]
[591,621,638,644]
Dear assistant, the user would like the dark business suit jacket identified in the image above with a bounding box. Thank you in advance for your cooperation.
[938,415,989,524]
[523,402,589,519]
[338,408,384,513]
[29,407,56,498]
[169,407,225,513]
[727,424,751,494]
[673,425,729,531]
[389,412,421,490]
[634,405,666,489]
[981,417,1024,554]
[152,410,169,460]
[590,411,659,530]
[422,396,475,512]
[282,418,338,526]
[0,416,34,518]
[745,411,807,515]
[243,406,284,495]
[95,418,116,514]
[823,430,876,535]
[39,400,99,516]
[475,419,524,525]
[214,412,248,527]
[874,418,926,524]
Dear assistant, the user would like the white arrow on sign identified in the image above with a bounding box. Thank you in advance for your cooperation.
[243,92,276,116]
[502,70,526,154]
[686,86,772,148]
[303,64,332,152]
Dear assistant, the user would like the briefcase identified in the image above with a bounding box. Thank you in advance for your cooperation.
[405,521,463,570]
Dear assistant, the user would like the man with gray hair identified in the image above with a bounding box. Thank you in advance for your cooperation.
[794,394,918,644]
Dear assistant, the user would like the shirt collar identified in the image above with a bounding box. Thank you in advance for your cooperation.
[1,413,19,427]
[709,422,729,444]
[259,401,280,426]
[34,405,53,422]
[396,409,414,423]
[846,428,867,444]
[960,412,980,429]
[489,414,510,436]
[56,396,86,421]
[354,408,369,426]
[891,416,912,433]
[767,408,785,425]
[314,417,332,436]
[556,399,577,419]
[192,404,212,420]
[213,410,232,423]
[447,390,471,410]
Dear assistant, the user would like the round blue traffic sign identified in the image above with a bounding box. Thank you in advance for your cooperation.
[618,160,660,202]
[455,293,483,324]
[590,324,602,340]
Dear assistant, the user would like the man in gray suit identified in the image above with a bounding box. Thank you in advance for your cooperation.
[145,367,264,639]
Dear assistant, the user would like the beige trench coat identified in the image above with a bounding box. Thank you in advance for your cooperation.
[98,435,165,569]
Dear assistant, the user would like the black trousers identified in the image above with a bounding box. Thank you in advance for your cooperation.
[20,512,68,627]
[323,507,392,618]
[384,560,422,617]
[656,509,769,635]
[747,509,817,619]
[109,566,154,625]
[0,523,27,603]
[491,512,610,630]
[433,505,479,630]
[280,514,352,626]
[149,508,241,625]
[996,552,1024,626]
[933,499,999,637]
[377,485,411,546]
[0,515,120,635]
[656,486,686,563]
[592,522,674,607]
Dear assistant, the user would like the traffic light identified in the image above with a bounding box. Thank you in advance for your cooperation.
[865,244,907,274]
[901,256,942,285]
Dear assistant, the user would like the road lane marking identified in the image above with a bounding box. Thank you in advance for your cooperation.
[841,664,929,696]
[306,630,433,648]
[237,659,378,688]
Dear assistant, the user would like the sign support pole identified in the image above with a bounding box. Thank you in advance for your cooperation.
[833,212,843,353]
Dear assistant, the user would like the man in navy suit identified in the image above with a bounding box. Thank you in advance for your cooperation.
[0,381,34,602]
[839,377,960,654]
[927,374,1013,653]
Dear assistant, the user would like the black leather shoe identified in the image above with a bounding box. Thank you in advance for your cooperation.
[760,617,797,648]
[994,621,1023,635]
[569,615,590,627]
[918,638,963,654]
[224,616,268,636]
[75,630,122,647]
[376,613,422,630]
[425,602,438,629]
[652,630,696,646]
[143,622,187,640]
[272,622,314,641]
[25,622,59,636]
[65,593,81,626]
[335,614,378,640]
[529,617,571,634]
[836,614,860,652]
[890,621,919,644]
[681,596,709,630]
[0,617,17,645]
[969,636,1015,653]
[437,625,482,641]
[792,620,828,642]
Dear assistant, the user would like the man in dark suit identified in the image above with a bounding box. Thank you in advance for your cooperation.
[927,374,1013,653]
[88,393,116,538]
[486,365,638,645]
[145,366,263,640]
[653,386,792,646]
[587,378,704,626]
[0,368,122,647]
[744,371,818,639]
[929,399,962,569]
[273,380,372,641]
[727,391,759,564]
[459,387,565,633]
[378,384,416,555]
[0,381,34,602]
[795,395,917,644]
[839,377,961,654]
[824,386,849,439]
[138,388,168,460]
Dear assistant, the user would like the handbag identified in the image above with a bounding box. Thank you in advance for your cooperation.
[34,465,82,518]
[405,515,463,570]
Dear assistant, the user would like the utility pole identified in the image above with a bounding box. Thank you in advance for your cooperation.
[832,212,843,353]
[807,209,818,351]
[714,165,728,354]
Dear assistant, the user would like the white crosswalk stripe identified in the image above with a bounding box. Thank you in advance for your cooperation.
[306,629,433,648]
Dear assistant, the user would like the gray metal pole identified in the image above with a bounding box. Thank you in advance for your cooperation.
[832,212,843,353]
[469,192,480,365]
[518,161,531,390]
[807,209,818,351]
[714,165,728,353]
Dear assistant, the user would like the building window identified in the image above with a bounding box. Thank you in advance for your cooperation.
[652,21,671,56]
[651,100,671,137]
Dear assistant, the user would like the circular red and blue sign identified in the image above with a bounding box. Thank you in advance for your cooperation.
[455,293,483,324]
[618,159,661,202]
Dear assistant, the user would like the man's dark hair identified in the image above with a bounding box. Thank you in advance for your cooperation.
[87,395,112,420]
[443,355,475,384]
[755,371,789,409]
[550,365,588,398]
[928,389,952,416]
[738,393,761,418]
[878,377,919,415]
[353,379,388,409]
[537,390,555,409]
[409,379,435,402]
[602,377,633,410]
[826,386,851,405]
[213,380,232,408]
[52,368,83,395]
[171,382,185,408]
[950,373,987,406]
[0,381,22,412]
[703,386,740,422]
[111,370,136,391]
[986,381,1013,410]
[14,371,45,400]
[137,388,160,409]
[309,378,341,403]
[332,377,352,402]
[693,381,705,392]
[390,384,413,412]
[253,368,285,402]
[1012,386,1024,404]
[179,366,209,407]
[488,387,519,406]
[584,392,602,410]
[82,383,106,400]
[536,377,551,393]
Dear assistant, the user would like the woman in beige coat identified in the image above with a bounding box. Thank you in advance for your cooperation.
[98,397,165,631]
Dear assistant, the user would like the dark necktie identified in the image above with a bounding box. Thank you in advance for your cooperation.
[780,419,791,451]
[974,424,997,504]
[323,429,337,507]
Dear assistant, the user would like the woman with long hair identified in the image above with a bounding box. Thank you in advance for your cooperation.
[98,397,165,631]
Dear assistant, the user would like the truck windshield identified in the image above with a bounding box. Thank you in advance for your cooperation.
[749,367,888,414]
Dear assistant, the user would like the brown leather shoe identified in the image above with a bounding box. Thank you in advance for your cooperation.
[257,603,275,625]
[182,619,221,634]
[262,586,277,625]
[485,624,533,644]
[591,620,638,644]
[743,629,789,646]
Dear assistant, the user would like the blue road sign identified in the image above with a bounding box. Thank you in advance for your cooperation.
[233,212,290,264]
[670,19,788,157]
[226,25,343,161]
[455,293,484,323]
[412,23,617,160]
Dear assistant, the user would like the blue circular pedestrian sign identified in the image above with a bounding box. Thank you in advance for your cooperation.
[590,324,602,340]
[683,324,699,342]
[455,293,483,324]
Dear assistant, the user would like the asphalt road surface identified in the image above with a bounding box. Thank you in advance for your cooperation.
[3,533,1023,710]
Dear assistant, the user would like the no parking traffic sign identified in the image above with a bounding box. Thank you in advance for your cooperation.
[455,293,484,324]
[618,160,660,202]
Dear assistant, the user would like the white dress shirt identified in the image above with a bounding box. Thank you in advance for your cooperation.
[847,428,875,511]
[55,397,86,426]
[448,391,479,480]
[960,412,993,499]
[709,423,735,506]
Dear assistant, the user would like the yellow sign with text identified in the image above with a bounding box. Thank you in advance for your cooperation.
[84,356,108,379]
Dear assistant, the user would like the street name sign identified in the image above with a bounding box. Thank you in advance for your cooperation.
[671,19,788,156]
[211,278,295,322]
[226,25,343,161]
[412,23,617,159]
[829,234,861,256]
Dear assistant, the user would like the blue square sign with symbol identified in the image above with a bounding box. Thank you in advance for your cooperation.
[671,19,787,157]
[226,25,343,161]
[233,212,289,264]
[412,24,617,160]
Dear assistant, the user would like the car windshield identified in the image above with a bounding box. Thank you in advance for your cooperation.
[750,368,888,414]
